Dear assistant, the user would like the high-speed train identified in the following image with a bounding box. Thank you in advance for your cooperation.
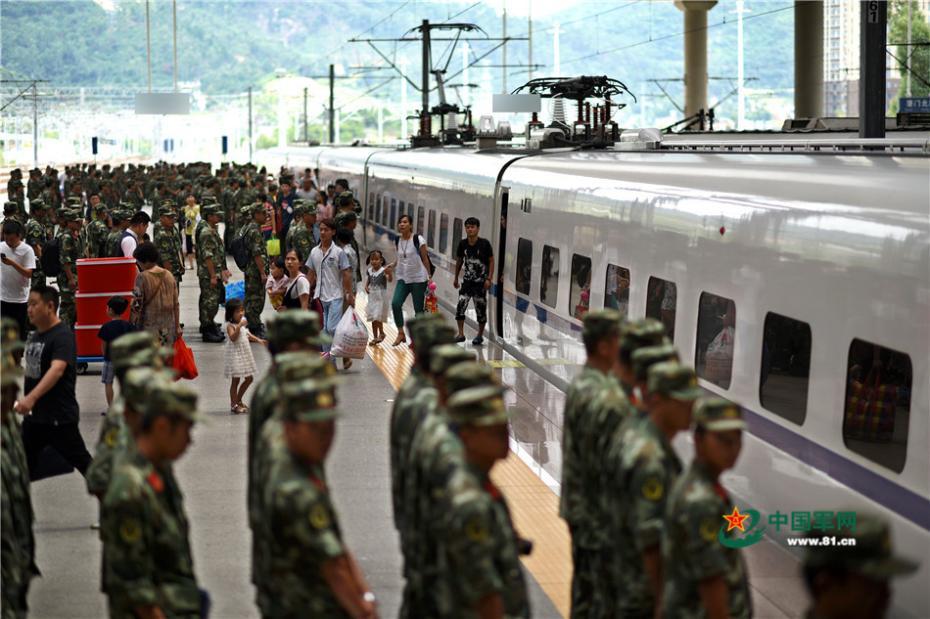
[266,132,929,615]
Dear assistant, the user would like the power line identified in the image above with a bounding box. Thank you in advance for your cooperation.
[444,2,481,23]
[510,0,641,38]
[317,1,411,62]
[562,4,793,66]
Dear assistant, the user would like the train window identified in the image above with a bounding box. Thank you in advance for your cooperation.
[408,203,415,220]
[604,264,631,317]
[842,339,911,473]
[417,206,425,236]
[694,292,736,389]
[428,210,437,248]
[516,238,532,295]
[540,245,560,308]
[381,196,389,226]
[368,193,374,220]
[439,213,450,254]
[645,277,677,342]
[390,198,397,228]
[399,201,405,225]
[452,218,463,257]
[569,254,592,320]
[760,312,811,425]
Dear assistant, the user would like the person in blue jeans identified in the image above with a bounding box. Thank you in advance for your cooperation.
[305,218,354,366]
[386,214,431,346]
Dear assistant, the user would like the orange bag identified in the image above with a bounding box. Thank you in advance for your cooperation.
[172,336,199,380]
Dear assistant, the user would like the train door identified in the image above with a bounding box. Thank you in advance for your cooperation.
[494,186,509,338]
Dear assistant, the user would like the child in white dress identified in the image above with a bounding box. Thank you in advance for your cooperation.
[365,250,392,344]
[223,298,266,414]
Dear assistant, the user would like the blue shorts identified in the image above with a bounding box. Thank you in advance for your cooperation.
[101,360,115,385]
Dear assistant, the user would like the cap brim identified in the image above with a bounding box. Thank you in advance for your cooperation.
[290,407,341,422]
[702,419,747,432]
[669,386,705,401]
[860,556,920,579]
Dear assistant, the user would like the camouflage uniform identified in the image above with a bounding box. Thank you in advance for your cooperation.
[23,202,48,288]
[608,363,701,618]
[262,379,350,618]
[290,209,316,265]
[661,399,752,618]
[104,213,129,259]
[86,205,110,258]
[102,383,202,619]
[241,208,268,330]
[153,209,184,285]
[441,386,530,618]
[57,212,83,328]
[196,208,225,333]
[222,184,240,250]
[284,201,307,256]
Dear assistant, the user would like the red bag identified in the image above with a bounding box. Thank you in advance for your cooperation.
[172,336,199,381]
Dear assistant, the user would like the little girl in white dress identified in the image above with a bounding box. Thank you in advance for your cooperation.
[223,298,266,414]
[365,250,392,344]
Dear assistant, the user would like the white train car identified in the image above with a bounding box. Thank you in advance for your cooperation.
[277,138,930,616]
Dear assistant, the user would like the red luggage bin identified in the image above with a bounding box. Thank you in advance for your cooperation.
[76,257,138,294]
[74,324,104,359]
[76,291,132,326]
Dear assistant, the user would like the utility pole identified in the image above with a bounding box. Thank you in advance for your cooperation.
[247,86,253,161]
[421,19,431,137]
[737,0,745,129]
[906,0,913,97]
[859,0,887,138]
[329,64,335,143]
[303,87,309,142]
[172,0,178,90]
[145,0,152,91]
[401,58,409,139]
[32,82,38,167]
[528,2,533,81]
[502,7,508,93]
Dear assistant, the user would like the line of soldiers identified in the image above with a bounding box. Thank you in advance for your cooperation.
[561,309,919,619]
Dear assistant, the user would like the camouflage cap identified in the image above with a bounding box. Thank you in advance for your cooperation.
[0,353,21,388]
[1,318,22,349]
[122,367,172,403]
[281,378,339,422]
[444,362,498,395]
[160,199,176,209]
[248,203,265,216]
[111,332,160,372]
[3,202,18,214]
[66,196,83,205]
[61,209,83,223]
[582,309,623,341]
[93,202,109,213]
[201,204,219,218]
[29,198,46,209]
[632,344,679,382]
[693,397,745,432]
[303,202,318,216]
[291,200,307,217]
[407,314,450,347]
[274,351,337,383]
[647,362,703,401]
[336,191,355,208]
[239,205,253,218]
[201,195,219,205]
[158,206,178,218]
[446,385,509,426]
[620,318,668,358]
[142,380,201,424]
[334,210,357,227]
[412,322,457,359]
[803,513,918,579]
[267,311,330,350]
[429,345,476,376]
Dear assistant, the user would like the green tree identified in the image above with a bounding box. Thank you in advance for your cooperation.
[889,0,930,111]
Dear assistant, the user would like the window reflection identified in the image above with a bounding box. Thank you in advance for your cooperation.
[695,292,736,389]
[604,264,630,317]
[645,277,676,341]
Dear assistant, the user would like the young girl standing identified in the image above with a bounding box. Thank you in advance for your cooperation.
[223,298,266,414]
[365,250,391,344]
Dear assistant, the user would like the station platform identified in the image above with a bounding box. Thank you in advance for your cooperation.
[27,266,806,618]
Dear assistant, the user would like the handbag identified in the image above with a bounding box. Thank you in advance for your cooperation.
[172,336,199,381]
[266,234,281,257]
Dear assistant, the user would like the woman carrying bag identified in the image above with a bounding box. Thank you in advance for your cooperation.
[281,249,311,311]
[386,214,432,346]
[130,242,180,347]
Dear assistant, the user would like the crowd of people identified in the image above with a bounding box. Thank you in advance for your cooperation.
[0,161,920,619]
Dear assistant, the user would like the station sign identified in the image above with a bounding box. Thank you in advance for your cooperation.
[899,97,930,114]
[135,92,190,115]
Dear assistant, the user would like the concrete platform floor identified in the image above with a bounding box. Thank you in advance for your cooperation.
[26,272,562,619]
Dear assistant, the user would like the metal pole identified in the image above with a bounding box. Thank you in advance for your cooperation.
[248,86,253,161]
[906,0,913,97]
[401,58,408,139]
[329,64,335,143]
[502,6,508,93]
[527,1,533,81]
[737,0,744,129]
[421,19,431,136]
[145,0,152,91]
[462,43,470,107]
[303,87,308,141]
[172,0,178,90]
[32,82,38,168]
[859,0,886,138]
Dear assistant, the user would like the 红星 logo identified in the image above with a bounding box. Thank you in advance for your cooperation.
[718,506,766,548]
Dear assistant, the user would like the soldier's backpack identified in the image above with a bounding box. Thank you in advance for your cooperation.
[230,231,250,270]
[40,237,62,277]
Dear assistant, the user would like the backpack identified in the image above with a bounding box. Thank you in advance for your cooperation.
[41,237,61,277]
[230,232,250,270]
[395,234,435,277]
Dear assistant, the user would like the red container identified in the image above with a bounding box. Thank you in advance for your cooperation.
[74,324,104,358]
[76,291,132,326]
[76,257,138,294]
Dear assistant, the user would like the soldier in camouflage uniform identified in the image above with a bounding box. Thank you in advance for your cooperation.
[104,209,131,259]
[223,177,241,251]
[153,205,185,288]
[442,383,530,618]
[284,200,306,256]
[609,362,701,618]
[663,398,752,619]
[86,202,111,258]
[801,514,918,619]
[560,309,624,618]
[197,205,228,342]
[262,377,377,618]
[1,321,38,618]
[102,380,206,619]
[57,209,84,328]
[630,343,679,411]
[24,198,49,288]
[3,202,24,225]
[241,203,269,338]
[290,201,318,264]
[617,318,669,401]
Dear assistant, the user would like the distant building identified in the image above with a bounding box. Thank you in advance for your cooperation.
[823,0,929,116]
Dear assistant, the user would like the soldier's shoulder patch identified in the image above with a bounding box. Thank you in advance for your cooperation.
[464,514,489,542]
[104,427,119,448]
[120,518,142,543]
[641,476,664,502]
[309,503,330,529]
[699,517,718,542]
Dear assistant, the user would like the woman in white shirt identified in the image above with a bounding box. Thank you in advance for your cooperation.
[281,250,310,310]
[386,214,431,346]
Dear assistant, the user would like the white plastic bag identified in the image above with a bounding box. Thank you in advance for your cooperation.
[330,309,368,359]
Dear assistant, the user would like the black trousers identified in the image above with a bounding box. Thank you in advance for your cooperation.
[0,300,29,340]
[22,419,93,480]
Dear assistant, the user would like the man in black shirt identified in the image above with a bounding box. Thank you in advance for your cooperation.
[453,217,494,346]
[15,284,93,478]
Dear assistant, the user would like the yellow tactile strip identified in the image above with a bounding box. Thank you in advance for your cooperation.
[353,294,571,617]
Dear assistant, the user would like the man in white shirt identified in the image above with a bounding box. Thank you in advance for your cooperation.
[1,219,37,337]
[121,211,151,257]
[305,218,353,360]
[294,176,319,203]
